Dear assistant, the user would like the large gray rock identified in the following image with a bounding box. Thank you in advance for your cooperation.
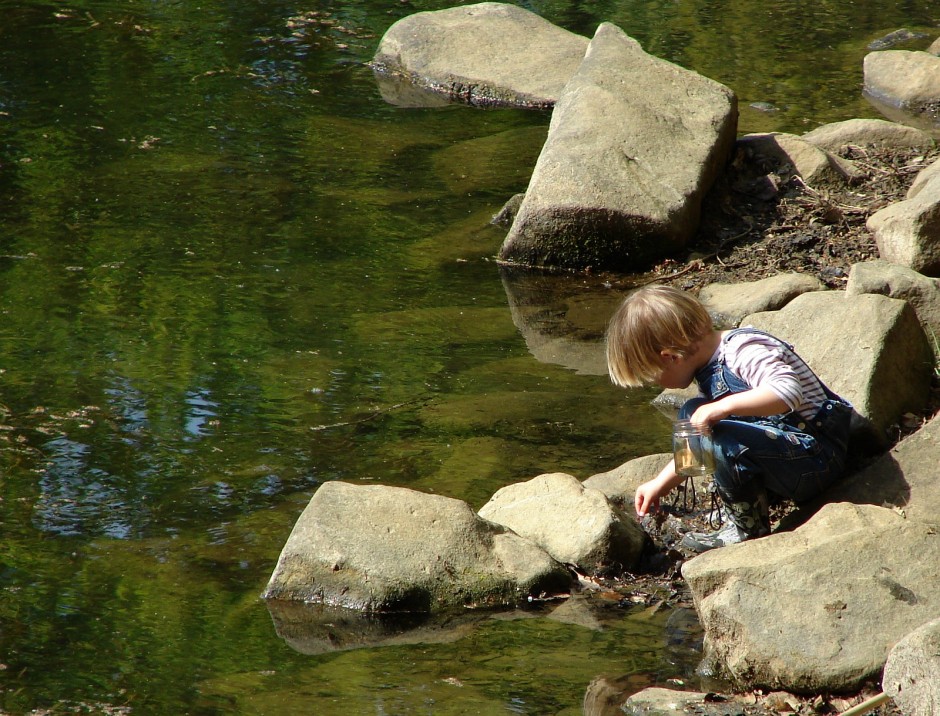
[883,617,940,716]
[801,118,935,153]
[698,273,825,327]
[498,22,737,271]
[370,2,588,108]
[863,50,940,121]
[846,260,940,359]
[263,481,570,611]
[682,502,940,693]
[744,290,933,442]
[478,472,646,574]
[907,156,940,199]
[867,172,940,275]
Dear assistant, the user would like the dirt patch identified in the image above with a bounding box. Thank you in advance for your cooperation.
[617,141,939,293]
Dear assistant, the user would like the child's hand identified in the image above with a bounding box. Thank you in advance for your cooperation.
[635,481,662,517]
[689,400,732,431]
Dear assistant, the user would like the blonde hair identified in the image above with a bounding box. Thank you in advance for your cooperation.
[606,285,713,387]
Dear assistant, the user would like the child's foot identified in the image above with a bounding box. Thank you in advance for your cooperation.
[680,520,753,553]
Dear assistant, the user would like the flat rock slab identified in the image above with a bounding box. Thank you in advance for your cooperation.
[370,2,588,108]
[698,272,824,327]
[801,118,936,153]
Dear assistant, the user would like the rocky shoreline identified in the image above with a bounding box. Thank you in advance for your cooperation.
[266,4,940,714]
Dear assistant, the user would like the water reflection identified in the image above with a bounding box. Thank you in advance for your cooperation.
[3,0,938,711]
[36,436,135,538]
[266,599,489,655]
[266,593,709,714]
[500,266,630,376]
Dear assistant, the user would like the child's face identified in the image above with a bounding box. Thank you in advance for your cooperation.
[655,350,698,389]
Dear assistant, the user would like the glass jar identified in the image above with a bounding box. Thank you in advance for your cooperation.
[672,419,716,477]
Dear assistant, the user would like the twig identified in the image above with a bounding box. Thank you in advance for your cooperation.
[633,223,755,287]
[310,397,429,432]
[837,692,890,716]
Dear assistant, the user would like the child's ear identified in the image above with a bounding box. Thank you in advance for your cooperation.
[659,349,680,362]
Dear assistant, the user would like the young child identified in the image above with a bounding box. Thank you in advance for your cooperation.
[606,284,852,552]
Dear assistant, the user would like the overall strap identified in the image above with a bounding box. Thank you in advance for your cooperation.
[728,327,847,406]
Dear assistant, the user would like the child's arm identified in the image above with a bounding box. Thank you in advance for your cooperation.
[635,458,687,517]
[688,385,790,430]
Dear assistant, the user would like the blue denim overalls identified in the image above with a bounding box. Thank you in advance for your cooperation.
[679,329,852,522]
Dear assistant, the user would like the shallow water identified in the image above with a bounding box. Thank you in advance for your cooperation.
[0,0,936,712]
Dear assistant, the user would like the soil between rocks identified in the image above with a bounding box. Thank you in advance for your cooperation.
[588,141,940,715]
[608,141,940,293]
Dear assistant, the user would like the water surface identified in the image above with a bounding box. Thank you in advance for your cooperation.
[0,0,936,712]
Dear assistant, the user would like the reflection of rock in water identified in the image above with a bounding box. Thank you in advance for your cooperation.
[663,607,704,673]
[663,607,731,692]
[499,265,628,376]
[370,68,454,108]
[581,607,717,716]
[265,599,487,655]
[863,90,940,131]
[583,673,656,716]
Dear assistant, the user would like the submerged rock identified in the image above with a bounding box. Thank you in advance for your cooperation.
[867,28,929,51]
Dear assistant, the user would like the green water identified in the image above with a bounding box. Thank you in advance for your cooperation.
[0,0,936,713]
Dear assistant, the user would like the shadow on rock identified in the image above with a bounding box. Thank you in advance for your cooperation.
[781,452,911,532]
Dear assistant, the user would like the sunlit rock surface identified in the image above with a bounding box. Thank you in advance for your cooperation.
[498,22,737,271]
[263,481,570,611]
[683,502,940,693]
[370,2,588,108]
[478,472,646,574]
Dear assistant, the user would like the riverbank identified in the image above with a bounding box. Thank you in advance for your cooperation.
[587,140,940,715]
[604,142,940,292]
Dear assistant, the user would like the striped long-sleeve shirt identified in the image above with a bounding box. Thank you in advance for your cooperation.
[720,328,829,421]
